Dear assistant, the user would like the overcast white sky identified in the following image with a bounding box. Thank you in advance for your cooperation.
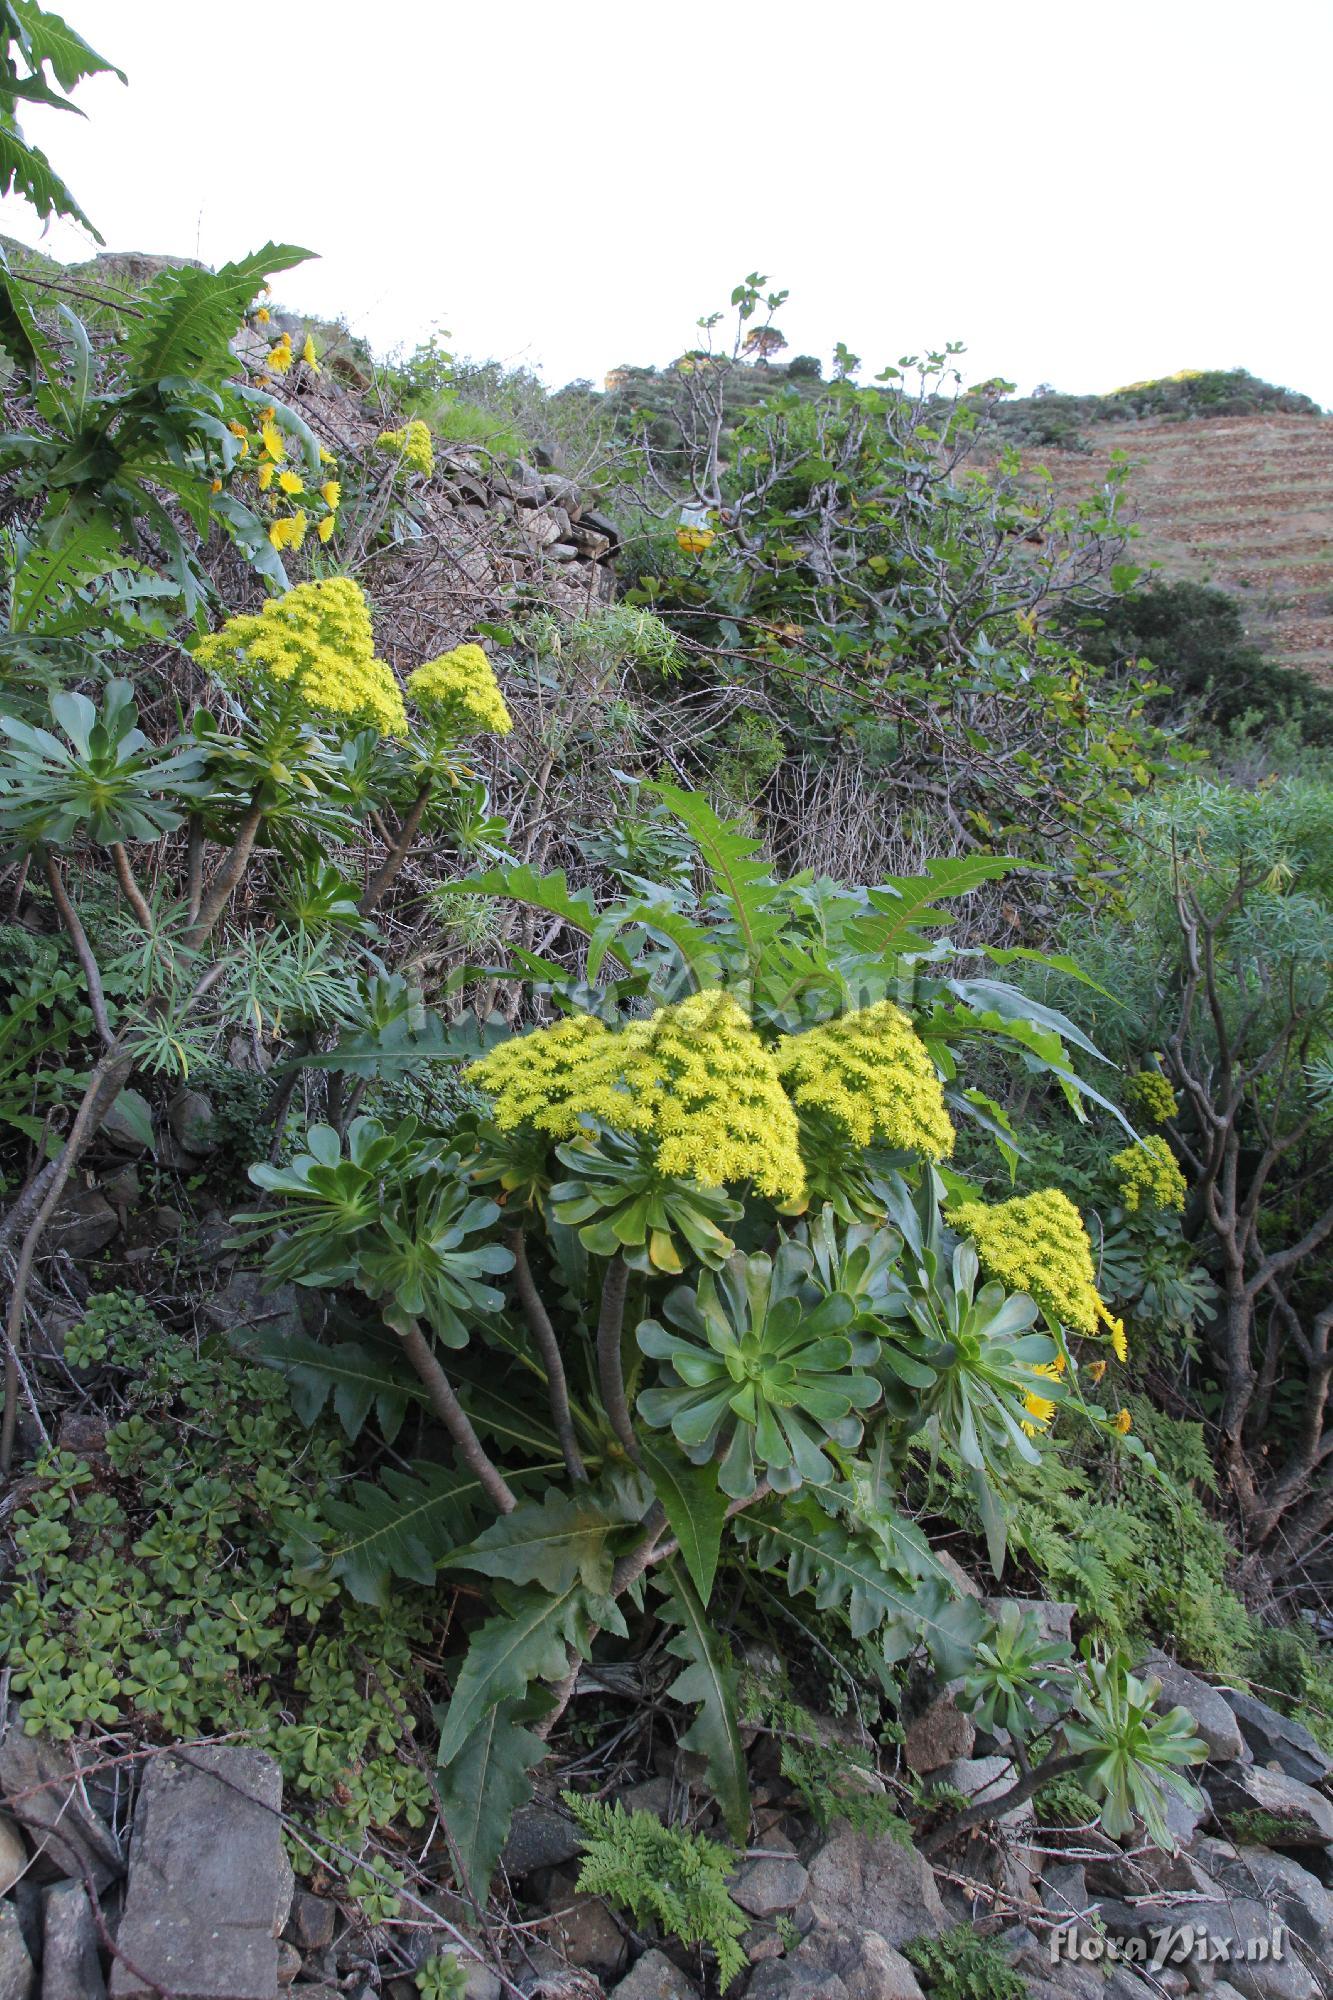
[3,0,1329,406]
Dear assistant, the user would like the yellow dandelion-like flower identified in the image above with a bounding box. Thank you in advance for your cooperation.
[257,463,274,492]
[1088,1359,1107,1384]
[255,305,271,323]
[1111,1134,1187,1214]
[1106,1314,1129,1363]
[317,515,336,543]
[1114,1407,1133,1435]
[209,478,222,494]
[321,480,341,511]
[278,470,304,495]
[261,421,285,462]
[228,420,249,441]
[774,1001,954,1160]
[319,446,336,465]
[268,336,293,374]
[192,576,408,738]
[302,334,320,370]
[948,1187,1107,1333]
[408,643,512,737]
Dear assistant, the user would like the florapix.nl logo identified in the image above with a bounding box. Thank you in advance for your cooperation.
[1051,1921,1291,1973]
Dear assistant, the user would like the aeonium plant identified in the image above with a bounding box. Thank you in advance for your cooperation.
[233,788,1197,1895]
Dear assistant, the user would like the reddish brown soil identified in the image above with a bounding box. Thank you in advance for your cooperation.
[1036,414,1333,686]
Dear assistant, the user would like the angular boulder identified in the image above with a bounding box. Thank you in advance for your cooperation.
[109,1746,291,2000]
[1207,1763,1333,1849]
[1140,1650,1249,1763]
[0,1718,123,1887]
[40,1883,105,2000]
[794,1822,945,1950]
[1225,1692,1332,1788]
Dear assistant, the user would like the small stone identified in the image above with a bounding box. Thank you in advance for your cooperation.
[1140,1650,1250,1763]
[742,1925,785,1965]
[501,1804,581,1878]
[168,1090,217,1156]
[1208,1763,1333,1848]
[41,1885,105,2000]
[0,1814,26,1895]
[929,1757,1033,1830]
[285,1891,336,1953]
[903,1694,975,1775]
[46,1189,118,1260]
[609,1950,699,2000]
[794,1821,945,1949]
[611,1777,674,1822]
[0,1715,123,1887]
[747,1965,849,2000]
[549,1895,626,1978]
[797,1930,925,2000]
[277,1945,301,1987]
[730,1851,809,1918]
[981,1595,1074,1643]
[1225,1693,1333,1788]
[0,1906,33,2000]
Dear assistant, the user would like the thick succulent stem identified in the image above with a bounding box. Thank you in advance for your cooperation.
[508,1228,586,1482]
[395,1316,516,1514]
[595,1254,639,1462]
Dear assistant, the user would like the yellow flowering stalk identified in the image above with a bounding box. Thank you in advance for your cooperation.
[1020,1359,1066,1434]
[408,643,512,738]
[1124,1069,1177,1125]
[301,333,320,371]
[635,990,805,1206]
[193,576,408,737]
[469,1015,654,1143]
[774,1000,954,1160]
[948,1187,1112,1335]
[1112,1135,1187,1213]
[469,991,805,1206]
[376,418,434,477]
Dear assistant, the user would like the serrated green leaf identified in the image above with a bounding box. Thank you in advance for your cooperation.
[233,1326,419,1442]
[638,1434,726,1603]
[436,1695,550,1897]
[446,1487,622,1594]
[323,1462,479,1605]
[437,1581,599,1769]
[658,1561,749,1840]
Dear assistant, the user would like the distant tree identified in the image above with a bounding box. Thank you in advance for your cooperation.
[786,354,822,380]
[743,326,788,365]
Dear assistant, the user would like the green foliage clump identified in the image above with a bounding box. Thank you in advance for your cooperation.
[562,1794,749,1986]
[1243,1622,1333,1755]
[0,1292,437,1901]
[905,1925,1026,2000]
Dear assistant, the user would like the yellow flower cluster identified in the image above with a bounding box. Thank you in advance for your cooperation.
[407,644,513,737]
[1112,1135,1187,1214]
[267,330,293,374]
[468,1015,649,1142]
[469,990,806,1205]
[194,577,408,737]
[1021,1358,1065,1433]
[949,1187,1108,1335]
[377,419,434,477]
[1124,1069,1178,1125]
[635,990,805,1205]
[774,1001,955,1160]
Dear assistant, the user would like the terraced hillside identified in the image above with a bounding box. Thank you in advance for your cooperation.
[1039,412,1333,685]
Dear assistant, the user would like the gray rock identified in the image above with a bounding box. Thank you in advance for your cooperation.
[612,1777,674,1822]
[794,1822,945,1949]
[100,1098,151,1154]
[929,1757,1033,1829]
[609,1950,699,2000]
[0,1717,123,1887]
[109,1746,289,2000]
[0,1905,34,2000]
[747,1965,849,2000]
[1225,1693,1332,1788]
[1207,1763,1333,1848]
[549,1895,626,1978]
[284,1890,336,1952]
[982,1595,1074,1643]
[202,1272,305,1342]
[902,1695,975,1776]
[1203,1844,1333,1951]
[42,1885,105,2000]
[0,1813,26,1895]
[276,1944,301,1987]
[742,1924,785,1965]
[1087,1897,1316,2000]
[544,543,581,563]
[501,1804,581,1877]
[796,1930,925,2000]
[729,1851,809,1917]
[46,1189,118,1259]
[1140,1652,1250,1763]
